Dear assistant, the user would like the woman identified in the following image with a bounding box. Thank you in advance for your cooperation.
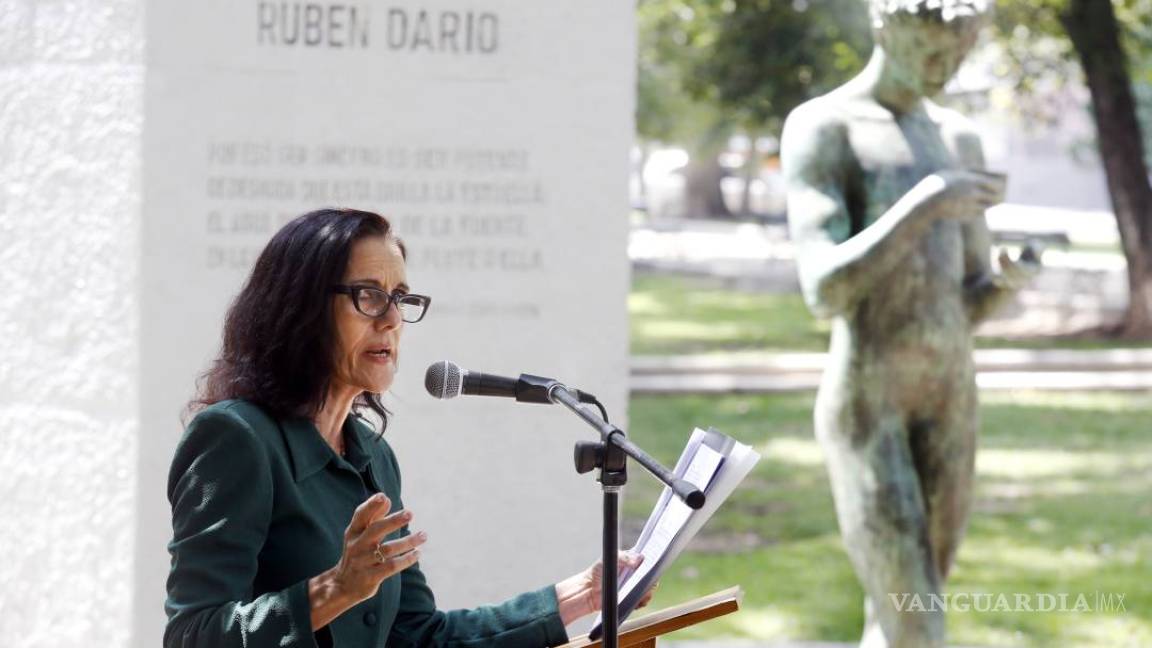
[165,208,647,647]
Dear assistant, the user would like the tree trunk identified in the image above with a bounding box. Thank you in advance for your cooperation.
[1063,0,1152,338]
[636,141,650,203]
[739,135,760,217]
[683,152,731,219]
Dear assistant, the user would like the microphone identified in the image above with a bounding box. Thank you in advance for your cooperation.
[424,360,597,405]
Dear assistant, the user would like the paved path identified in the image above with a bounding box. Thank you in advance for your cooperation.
[631,349,1152,393]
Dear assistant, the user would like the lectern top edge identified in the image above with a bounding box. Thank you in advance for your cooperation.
[560,586,743,648]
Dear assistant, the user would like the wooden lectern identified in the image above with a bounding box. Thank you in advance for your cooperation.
[559,587,742,648]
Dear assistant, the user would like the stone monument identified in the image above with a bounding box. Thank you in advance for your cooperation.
[0,2,634,647]
[780,1,1038,646]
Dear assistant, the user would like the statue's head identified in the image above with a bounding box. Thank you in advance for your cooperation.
[869,0,993,97]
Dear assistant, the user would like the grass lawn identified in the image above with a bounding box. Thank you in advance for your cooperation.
[629,274,829,355]
[629,273,1152,355]
[623,391,1152,647]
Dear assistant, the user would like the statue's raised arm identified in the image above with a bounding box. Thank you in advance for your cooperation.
[782,101,1005,318]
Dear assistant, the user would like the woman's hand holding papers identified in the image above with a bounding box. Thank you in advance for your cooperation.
[555,552,658,625]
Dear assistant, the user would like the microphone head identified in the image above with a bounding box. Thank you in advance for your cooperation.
[425,360,465,399]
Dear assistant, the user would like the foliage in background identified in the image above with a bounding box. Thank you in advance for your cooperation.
[681,0,871,134]
[636,3,722,146]
[993,0,1152,168]
[637,0,871,134]
[994,0,1152,130]
[635,0,872,217]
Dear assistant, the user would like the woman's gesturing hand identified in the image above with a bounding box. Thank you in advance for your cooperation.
[335,493,426,601]
[554,552,658,626]
[308,493,427,631]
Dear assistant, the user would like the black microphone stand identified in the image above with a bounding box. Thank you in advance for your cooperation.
[521,377,704,648]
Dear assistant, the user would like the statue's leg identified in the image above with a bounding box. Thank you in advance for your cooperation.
[816,391,945,648]
[912,385,978,580]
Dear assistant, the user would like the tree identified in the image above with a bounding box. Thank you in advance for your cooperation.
[685,0,870,134]
[636,0,871,219]
[996,0,1152,337]
[637,0,738,218]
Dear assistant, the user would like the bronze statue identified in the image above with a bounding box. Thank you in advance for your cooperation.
[781,1,1038,646]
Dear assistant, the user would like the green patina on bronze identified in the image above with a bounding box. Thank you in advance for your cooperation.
[781,1,1038,646]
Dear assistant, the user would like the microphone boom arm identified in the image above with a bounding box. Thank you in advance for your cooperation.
[547,384,705,510]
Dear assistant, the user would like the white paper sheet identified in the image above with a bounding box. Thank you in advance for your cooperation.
[590,427,761,636]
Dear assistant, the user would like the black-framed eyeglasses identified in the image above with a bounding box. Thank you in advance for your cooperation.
[333,285,432,323]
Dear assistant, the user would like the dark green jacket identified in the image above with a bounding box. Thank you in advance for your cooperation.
[165,399,569,648]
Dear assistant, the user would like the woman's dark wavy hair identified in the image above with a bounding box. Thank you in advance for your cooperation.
[188,208,403,427]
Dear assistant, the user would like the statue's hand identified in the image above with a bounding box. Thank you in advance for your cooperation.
[996,243,1043,289]
[912,169,1006,221]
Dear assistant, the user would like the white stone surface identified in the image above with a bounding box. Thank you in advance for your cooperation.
[0,1,143,647]
[1,1,632,646]
[136,1,634,646]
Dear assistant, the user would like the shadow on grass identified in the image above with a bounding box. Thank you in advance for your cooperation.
[625,391,1152,647]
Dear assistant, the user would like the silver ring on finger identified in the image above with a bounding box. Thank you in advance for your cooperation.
[373,542,388,564]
